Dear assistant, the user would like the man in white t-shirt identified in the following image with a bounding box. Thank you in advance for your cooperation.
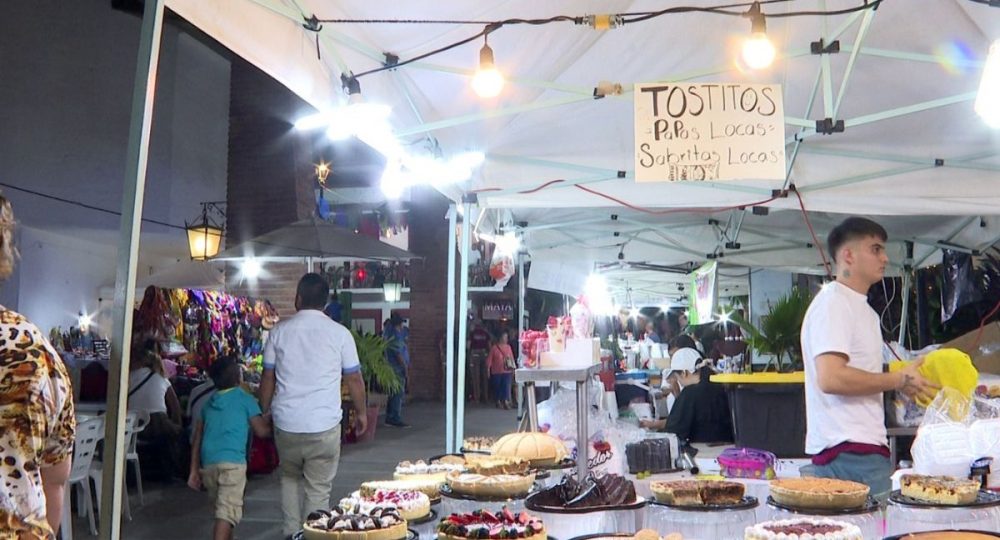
[259,273,368,537]
[800,217,937,499]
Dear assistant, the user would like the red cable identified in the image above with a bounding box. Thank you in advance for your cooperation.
[792,188,833,279]
[573,184,780,215]
[972,297,1000,350]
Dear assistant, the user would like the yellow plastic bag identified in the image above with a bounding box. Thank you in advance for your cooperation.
[889,347,978,407]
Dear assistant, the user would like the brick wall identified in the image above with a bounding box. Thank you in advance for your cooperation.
[405,187,451,401]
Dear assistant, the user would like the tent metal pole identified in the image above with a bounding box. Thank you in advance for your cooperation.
[834,8,876,117]
[455,199,474,447]
[100,0,164,538]
[846,92,979,127]
[798,164,933,193]
[913,216,977,268]
[848,46,984,69]
[445,205,458,452]
[397,95,593,137]
[821,53,834,119]
[517,250,527,424]
[898,271,912,347]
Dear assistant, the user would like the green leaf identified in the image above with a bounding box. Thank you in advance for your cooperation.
[351,329,402,395]
[730,287,812,371]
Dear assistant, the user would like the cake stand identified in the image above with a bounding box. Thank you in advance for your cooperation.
[764,496,883,539]
[525,493,647,539]
[644,497,758,540]
[438,484,530,517]
[885,489,1000,535]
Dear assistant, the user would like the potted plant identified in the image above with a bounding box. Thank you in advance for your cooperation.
[346,330,402,442]
[732,287,812,372]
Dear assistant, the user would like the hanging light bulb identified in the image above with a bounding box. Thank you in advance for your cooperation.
[741,2,776,70]
[472,35,505,98]
[976,39,1000,128]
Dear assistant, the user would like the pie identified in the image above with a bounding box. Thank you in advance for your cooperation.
[900,474,980,505]
[302,506,408,540]
[463,436,497,452]
[769,478,869,509]
[339,488,431,521]
[744,518,863,540]
[437,507,545,540]
[393,459,465,484]
[528,473,637,509]
[432,454,530,476]
[361,479,443,500]
[445,471,536,498]
[491,432,568,467]
[650,479,745,506]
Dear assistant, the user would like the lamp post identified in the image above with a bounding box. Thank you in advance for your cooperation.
[185,201,225,260]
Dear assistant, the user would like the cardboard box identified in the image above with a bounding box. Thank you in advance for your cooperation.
[942,321,1000,375]
[540,338,599,368]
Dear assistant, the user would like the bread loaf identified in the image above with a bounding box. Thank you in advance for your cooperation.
[490,432,568,466]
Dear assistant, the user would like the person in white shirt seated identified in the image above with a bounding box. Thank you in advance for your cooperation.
[128,339,184,480]
[186,377,217,442]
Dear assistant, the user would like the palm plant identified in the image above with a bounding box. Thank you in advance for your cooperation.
[351,329,402,396]
[731,287,812,372]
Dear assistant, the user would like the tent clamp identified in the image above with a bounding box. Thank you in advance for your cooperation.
[611,214,619,221]
[770,188,790,198]
[725,242,742,250]
[302,15,323,33]
[383,53,399,68]
[935,158,945,167]
[613,231,621,237]
[752,206,769,216]
[462,193,479,204]
[811,39,841,55]
[815,118,845,135]
[617,170,627,178]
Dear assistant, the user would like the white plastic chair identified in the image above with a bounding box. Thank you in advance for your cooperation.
[62,415,104,539]
[88,412,137,523]
[126,410,148,505]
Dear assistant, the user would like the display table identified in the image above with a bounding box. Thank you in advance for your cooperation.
[516,365,599,481]
[710,372,806,458]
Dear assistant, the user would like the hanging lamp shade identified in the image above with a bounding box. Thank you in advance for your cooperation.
[186,220,223,260]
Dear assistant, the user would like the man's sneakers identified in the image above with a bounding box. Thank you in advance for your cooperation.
[385,420,411,428]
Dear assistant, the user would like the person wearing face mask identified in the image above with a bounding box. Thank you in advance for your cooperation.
[641,347,733,444]
[800,217,937,499]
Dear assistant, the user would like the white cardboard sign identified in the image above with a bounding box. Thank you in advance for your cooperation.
[634,82,786,182]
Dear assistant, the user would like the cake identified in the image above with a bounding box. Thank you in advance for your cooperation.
[745,518,863,540]
[361,479,443,500]
[650,479,745,506]
[625,439,673,474]
[302,506,408,540]
[393,459,465,483]
[491,432,568,467]
[769,478,869,510]
[432,454,530,475]
[528,473,637,509]
[339,489,431,521]
[437,507,545,540]
[900,474,980,505]
[895,533,1000,539]
[463,436,497,453]
[445,471,536,498]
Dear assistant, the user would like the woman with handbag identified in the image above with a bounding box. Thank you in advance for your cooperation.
[488,331,516,409]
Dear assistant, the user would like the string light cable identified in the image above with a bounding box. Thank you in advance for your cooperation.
[311,0,883,80]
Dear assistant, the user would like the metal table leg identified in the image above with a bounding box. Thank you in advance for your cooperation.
[576,380,589,480]
[526,381,539,432]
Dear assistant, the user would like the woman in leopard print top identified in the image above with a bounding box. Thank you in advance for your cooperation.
[0,195,76,539]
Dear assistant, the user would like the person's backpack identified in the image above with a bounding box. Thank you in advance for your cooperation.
[247,435,279,475]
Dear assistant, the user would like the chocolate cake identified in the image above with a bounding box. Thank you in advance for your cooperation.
[529,473,637,509]
[625,439,673,474]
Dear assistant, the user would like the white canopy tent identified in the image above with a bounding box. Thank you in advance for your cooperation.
[97,3,1000,535]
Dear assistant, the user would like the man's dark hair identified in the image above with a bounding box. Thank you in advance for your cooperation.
[827,217,887,263]
[296,272,330,309]
[668,334,697,351]
[209,355,240,389]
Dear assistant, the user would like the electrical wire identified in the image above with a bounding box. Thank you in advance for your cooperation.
[320,0,881,80]
[0,181,187,231]
[792,187,833,279]
[573,184,781,215]
[972,296,1000,350]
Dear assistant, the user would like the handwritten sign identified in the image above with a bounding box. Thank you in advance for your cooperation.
[634,83,786,182]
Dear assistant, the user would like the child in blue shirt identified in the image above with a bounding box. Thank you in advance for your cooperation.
[188,356,270,540]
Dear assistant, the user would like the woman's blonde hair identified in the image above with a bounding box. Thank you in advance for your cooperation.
[0,196,17,281]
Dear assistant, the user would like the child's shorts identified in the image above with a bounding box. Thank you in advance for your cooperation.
[201,463,247,526]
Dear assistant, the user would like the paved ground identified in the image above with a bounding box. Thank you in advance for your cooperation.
[64,402,520,540]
